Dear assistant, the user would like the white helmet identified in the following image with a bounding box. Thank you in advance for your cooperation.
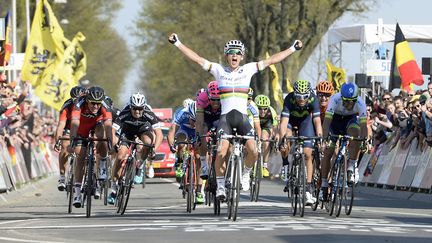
[130,92,146,107]
[187,101,196,121]
[224,40,245,55]
[183,98,194,108]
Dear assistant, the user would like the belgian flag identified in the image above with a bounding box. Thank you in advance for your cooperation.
[389,23,424,91]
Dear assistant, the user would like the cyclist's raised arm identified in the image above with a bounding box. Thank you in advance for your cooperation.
[169,33,206,67]
[260,40,303,69]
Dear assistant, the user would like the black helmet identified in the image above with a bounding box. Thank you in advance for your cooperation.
[70,86,86,99]
[86,86,105,102]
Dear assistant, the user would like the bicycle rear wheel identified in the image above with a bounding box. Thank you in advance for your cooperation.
[120,157,135,215]
[186,156,194,213]
[142,159,147,189]
[103,159,111,206]
[253,154,262,202]
[335,164,345,217]
[66,156,74,214]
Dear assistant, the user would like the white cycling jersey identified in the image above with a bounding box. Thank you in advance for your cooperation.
[203,61,265,115]
[326,92,367,119]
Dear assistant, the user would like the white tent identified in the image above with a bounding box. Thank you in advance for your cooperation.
[328,24,432,46]
[328,24,432,74]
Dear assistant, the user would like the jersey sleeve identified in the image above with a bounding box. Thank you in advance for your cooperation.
[357,98,368,124]
[144,110,161,129]
[325,94,337,120]
[281,95,291,118]
[310,95,321,119]
[101,106,113,121]
[59,108,69,122]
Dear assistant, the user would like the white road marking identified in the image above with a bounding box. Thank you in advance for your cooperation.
[0,195,7,203]
[0,236,61,243]
[0,219,37,225]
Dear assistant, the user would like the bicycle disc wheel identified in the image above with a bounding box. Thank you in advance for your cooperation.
[120,157,135,215]
[298,158,306,217]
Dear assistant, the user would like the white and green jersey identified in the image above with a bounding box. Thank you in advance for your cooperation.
[204,61,265,115]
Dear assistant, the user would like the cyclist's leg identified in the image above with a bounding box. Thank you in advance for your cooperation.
[58,133,70,190]
[298,115,316,204]
[109,144,128,204]
[198,122,210,179]
[215,114,231,199]
[95,123,109,180]
[347,117,361,183]
[73,143,86,207]
[261,129,271,177]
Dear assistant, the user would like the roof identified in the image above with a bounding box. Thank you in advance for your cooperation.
[328,24,432,45]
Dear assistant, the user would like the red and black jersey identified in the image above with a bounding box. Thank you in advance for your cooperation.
[71,97,112,137]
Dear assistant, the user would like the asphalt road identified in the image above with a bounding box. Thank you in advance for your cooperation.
[0,176,431,243]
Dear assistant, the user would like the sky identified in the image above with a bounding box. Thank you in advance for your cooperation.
[113,0,432,104]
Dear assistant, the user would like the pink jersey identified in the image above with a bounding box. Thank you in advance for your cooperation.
[196,88,210,111]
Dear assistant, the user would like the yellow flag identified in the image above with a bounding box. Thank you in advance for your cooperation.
[325,60,346,92]
[21,0,65,86]
[285,77,294,93]
[35,32,87,111]
[266,52,283,107]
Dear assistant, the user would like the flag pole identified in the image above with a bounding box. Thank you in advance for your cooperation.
[11,0,17,81]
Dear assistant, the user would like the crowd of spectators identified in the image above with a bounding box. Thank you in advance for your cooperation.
[0,74,56,179]
[368,82,432,153]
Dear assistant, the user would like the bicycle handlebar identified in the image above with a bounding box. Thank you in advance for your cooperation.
[221,134,255,140]
[328,134,366,141]
[58,136,109,142]
[119,138,154,148]
[284,136,322,141]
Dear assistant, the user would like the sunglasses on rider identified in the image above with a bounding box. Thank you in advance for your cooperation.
[87,100,102,106]
[294,93,310,100]
[342,97,357,102]
[132,106,144,111]
[225,49,243,55]
[258,107,268,111]
[209,98,220,102]
[318,93,331,98]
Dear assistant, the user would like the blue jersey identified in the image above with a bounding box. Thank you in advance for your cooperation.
[174,108,195,134]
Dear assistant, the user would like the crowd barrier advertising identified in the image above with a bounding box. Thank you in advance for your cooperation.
[411,147,432,188]
[361,137,432,190]
[0,140,58,194]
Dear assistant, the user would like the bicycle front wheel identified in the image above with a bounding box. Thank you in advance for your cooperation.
[120,157,136,215]
[343,178,355,215]
[186,156,194,213]
[253,154,263,202]
[298,157,306,217]
[232,156,241,221]
[288,162,297,216]
[311,151,321,211]
[86,159,94,218]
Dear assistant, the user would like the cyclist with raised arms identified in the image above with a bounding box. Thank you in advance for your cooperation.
[169,33,302,200]
[316,80,334,122]
[55,85,86,191]
[68,86,113,208]
[278,80,322,205]
[107,92,163,204]
[320,82,367,201]
[196,81,222,179]
[255,94,278,177]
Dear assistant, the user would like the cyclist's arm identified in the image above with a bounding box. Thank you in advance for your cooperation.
[279,117,289,139]
[311,97,322,136]
[260,40,302,69]
[169,33,206,66]
[153,127,163,151]
[103,119,113,144]
[167,123,179,147]
[358,98,369,139]
[254,120,262,140]
[55,120,66,140]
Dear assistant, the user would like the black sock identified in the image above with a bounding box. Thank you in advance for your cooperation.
[282,156,289,166]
